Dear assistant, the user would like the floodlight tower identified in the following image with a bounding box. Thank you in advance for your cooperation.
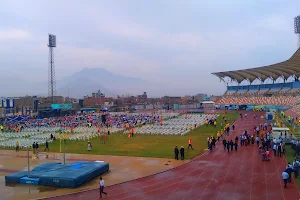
[294,16,300,48]
[48,34,57,103]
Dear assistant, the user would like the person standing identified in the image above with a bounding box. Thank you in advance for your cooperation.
[180,146,185,160]
[131,128,134,137]
[99,177,107,198]
[232,124,235,131]
[282,170,289,188]
[35,142,39,154]
[174,146,179,160]
[32,142,36,154]
[212,137,216,147]
[87,141,92,151]
[16,140,19,152]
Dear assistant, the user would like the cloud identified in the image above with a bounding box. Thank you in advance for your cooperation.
[0,29,30,40]
[53,45,163,79]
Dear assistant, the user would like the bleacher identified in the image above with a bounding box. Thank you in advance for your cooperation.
[216,96,297,106]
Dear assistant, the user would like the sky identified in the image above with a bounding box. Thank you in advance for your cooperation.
[0,0,300,96]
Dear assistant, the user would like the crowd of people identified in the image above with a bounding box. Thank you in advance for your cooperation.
[0,112,174,133]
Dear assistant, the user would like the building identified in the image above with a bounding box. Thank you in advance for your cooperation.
[136,92,147,103]
[37,96,64,109]
[83,97,114,108]
[92,90,105,98]
[14,96,35,115]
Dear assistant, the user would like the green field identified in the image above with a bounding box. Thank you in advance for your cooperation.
[44,113,238,159]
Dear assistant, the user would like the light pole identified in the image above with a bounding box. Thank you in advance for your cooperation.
[63,138,66,165]
[27,146,30,177]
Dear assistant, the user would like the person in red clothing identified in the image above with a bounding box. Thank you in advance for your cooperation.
[188,138,194,150]
[131,128,135,137]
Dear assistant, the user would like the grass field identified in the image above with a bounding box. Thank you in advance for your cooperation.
[43,113,239,159]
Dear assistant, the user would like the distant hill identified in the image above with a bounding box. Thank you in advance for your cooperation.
[0,68,169,98]
[56,68,166,98]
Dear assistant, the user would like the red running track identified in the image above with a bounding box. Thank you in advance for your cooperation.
[41,112,300,200]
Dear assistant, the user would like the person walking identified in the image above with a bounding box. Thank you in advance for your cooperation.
[180,146,185,160]
[44,140,49,151]
[217,131,221,141]
[230,140,234,151]
[234,141,238,151]
[212,137,216,147]
[174,146,179,160]
[278,143,282,157]
[223,139,227,150]
[293,159,299,179]
[273,143,277,157]
[226,141,230,153]
[188,138,194,150]
[282,170,289,188]
[286,163,293,183]
[99,177,107,198]
[256,136,260,147]
[240,135,243,146]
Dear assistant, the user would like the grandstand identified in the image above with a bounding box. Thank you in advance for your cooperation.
[212,48,300,107]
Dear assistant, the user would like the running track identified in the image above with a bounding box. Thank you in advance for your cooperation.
[40,112,300,200]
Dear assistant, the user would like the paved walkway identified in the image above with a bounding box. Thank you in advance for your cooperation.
[41,112,300,200]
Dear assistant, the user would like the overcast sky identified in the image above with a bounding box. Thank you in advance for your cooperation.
[0,0,300,96]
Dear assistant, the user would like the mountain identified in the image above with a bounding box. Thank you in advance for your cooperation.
[56,68,166,98]
[0,68,169,98]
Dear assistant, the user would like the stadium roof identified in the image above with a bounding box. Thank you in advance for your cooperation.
[212,48,300,83]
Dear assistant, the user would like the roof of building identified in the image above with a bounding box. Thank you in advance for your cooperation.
[212,48,300,83]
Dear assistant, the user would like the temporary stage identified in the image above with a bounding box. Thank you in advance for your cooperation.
[5,161,109,188]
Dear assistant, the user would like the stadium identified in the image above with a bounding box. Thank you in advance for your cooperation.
[1,13,300,200]
[213,48,300,114]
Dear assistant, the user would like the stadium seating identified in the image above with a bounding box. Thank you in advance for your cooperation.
[216,96,297,106]
[131,114,219,136]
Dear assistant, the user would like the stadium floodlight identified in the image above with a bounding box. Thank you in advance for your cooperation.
[294,16,300,47]
[48,34,57,103]
[48,34,56,47]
